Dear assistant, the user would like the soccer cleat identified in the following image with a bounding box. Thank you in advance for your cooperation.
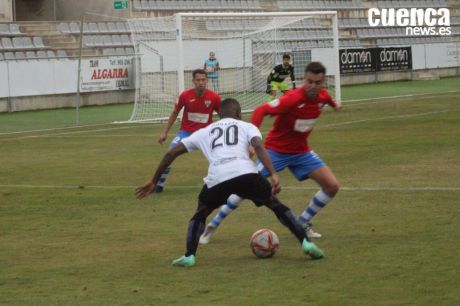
[302,238,324,260]
[172,255,195,267]
[199,225,216,245]
[301,222,322,239]
[307,227,322,239]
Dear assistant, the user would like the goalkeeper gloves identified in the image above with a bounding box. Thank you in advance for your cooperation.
[266,84,272,94]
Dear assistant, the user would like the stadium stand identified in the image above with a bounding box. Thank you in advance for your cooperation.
[3,51,14,60]
[204,17,363,48]
[277,0,363,10]
[377,0,447,8]
[133,0,263,11]
[0,22,69,60]
[129,0,459,49]
[206,18,323,31]
[0,0,458,61]
[59,22,133,50]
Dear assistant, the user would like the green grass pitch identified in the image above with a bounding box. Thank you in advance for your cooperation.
[0,78,460,305]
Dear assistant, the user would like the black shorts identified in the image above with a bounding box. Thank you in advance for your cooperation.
[198,173,272,209]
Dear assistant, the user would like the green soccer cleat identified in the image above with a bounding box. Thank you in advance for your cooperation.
[172,255,196,267]
[302,238,324,260]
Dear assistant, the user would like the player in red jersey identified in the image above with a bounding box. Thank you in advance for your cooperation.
[155,69,221,192]
[200,62,341,243]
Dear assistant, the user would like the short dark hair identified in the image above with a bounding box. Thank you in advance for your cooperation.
[282,54,291,60]
[193,69,207,79]
[220,98,241,118]
[305,62,326,74]
[221,98,240,111]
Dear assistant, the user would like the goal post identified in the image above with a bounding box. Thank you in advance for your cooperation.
[121,11,341,123]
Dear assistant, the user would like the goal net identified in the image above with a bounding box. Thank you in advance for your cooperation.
[124,12,340,123]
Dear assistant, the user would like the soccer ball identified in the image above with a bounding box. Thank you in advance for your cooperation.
[250,229,279,258]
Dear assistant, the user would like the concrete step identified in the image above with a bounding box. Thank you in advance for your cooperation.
[26,30,62,36]
[48,42,80,49]
[20,24,56,31]
[340,30,354,38]
[413,70,440,81]
[66,49,99,57]
[446,0,460,8]
[43,35,76,43]
[18,20,60,25]
[42,36,78,49]
[18,23,61,37]
[260,0,277,11]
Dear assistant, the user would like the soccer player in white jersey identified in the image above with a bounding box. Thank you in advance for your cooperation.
[200,62,341,244]
[135,98,324,267]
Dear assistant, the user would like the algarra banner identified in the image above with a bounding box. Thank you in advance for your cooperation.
[80,57,134,92]
[340,47,412,74]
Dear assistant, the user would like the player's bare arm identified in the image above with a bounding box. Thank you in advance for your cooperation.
[158,108,180,144]
[135,143,188,198]
[250,136,280,195]
[251,103,272,127]
[325,98,341,112]
[251,97,296,127]
[332,103,342,111]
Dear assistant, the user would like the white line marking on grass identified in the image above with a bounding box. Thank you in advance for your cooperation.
[4,108,455,140]
[343,89,460,105]
[284,186,460,192]
[0,184,459,192]
[0,122,156,137]
[36,126,137,136]
[2,90,459,141]
[36,134,153,138]
[344,96,460,108]
[0,184,200,190]
[319,110,455,128]
[0,126,142,141]
[0,122,114,136]
[1,90,459,137]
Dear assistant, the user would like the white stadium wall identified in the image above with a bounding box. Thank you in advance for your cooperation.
[1,57,135,98]
[0,62,9,98]
[8,60,78,97]
[412,43,460,70]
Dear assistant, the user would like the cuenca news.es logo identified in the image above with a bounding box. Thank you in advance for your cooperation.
[368,8,451,36]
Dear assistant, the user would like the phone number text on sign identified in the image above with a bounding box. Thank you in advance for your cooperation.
[81,57,134,92]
